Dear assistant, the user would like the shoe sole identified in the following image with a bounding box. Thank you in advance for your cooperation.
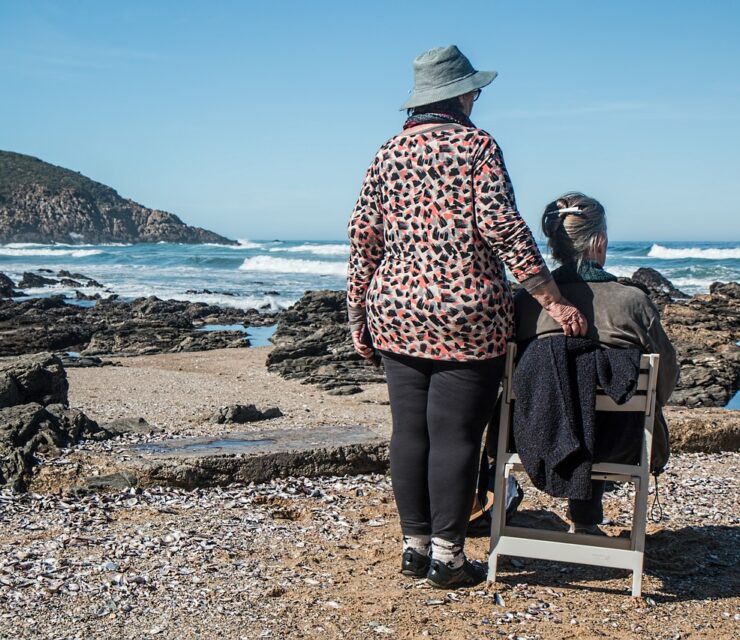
[427,575,486,589]
[401,569,428,578]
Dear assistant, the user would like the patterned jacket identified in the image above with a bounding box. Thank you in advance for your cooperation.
[348,124,550,361]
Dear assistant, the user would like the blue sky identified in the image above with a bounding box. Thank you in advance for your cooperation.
[1,0,739,242]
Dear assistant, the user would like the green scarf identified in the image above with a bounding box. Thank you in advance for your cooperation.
[552,260,618,284]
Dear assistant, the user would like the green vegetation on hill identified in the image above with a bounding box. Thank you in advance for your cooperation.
[0,151,117,204]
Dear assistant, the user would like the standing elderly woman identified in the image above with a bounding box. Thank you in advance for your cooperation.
[347,45,587,588]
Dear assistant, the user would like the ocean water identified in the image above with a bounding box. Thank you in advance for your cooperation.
[0,240,738,311]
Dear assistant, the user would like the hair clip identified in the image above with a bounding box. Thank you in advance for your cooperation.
[557,206,582,216]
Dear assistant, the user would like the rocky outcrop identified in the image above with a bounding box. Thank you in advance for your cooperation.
[664,407,739,453]
[268,274,738,408]
[0,353,103,490]
[98,417,162,437]
[266,291,386,395]
[0,273,18,298]
[79,425,389,490]
[0,403,101,490]
[210,404,283,424]
[18,272,58,289]
[629,267,689,306]
[0,353,68,408]
[662,281,739,407]
[0,295,279,357]
[0,150,235,245]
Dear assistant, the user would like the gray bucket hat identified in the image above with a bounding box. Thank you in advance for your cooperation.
[400,45,497,110]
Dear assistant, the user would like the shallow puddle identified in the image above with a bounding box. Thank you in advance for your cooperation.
[134,437,275,455]
[196,323,276,347]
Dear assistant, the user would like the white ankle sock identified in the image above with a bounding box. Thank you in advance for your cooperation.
[402,534,431,555]
[431,537,464,569]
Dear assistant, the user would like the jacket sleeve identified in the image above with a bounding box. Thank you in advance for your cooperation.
[643,302,679,405]
[473,137,551,291]
[347,160,384,326]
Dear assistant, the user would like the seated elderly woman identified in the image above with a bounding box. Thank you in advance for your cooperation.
[512,192,679,534]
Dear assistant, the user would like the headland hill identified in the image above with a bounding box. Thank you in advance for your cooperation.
[0,150,236,245]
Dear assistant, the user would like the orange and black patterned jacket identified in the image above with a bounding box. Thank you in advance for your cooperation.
[348,124,551,361]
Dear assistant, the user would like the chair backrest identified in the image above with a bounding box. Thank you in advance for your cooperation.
[501,342,660,473]
[505,343,660,416]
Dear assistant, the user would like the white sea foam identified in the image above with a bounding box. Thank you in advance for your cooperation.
[269,243,350,256]
[603,265,636,278]
[669,276,724,289]
[105,281,295,311]
[201,239,264,249]
[239,255,347,277]
[235,239,264,249]
[0,247,104,257]
[647,244,740,260]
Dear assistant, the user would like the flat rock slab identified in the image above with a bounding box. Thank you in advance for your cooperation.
[87,425,389,490]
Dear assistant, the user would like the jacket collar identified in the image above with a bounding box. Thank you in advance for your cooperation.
[552,260,618,284]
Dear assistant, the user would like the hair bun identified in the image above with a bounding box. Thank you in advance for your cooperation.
[542,208,563,237]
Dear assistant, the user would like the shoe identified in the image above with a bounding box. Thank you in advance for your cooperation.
[401,548,431,578]
[568,522,606,536]
[427,558,487,589]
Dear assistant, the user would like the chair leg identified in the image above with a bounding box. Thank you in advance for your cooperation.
[631,565,643,597]
[488,553,498,583]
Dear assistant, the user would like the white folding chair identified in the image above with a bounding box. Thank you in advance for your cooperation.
[488,343,660,597]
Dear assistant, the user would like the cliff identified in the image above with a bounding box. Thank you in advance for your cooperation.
[0,151,236,245]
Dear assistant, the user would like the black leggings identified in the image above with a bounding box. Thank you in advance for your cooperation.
[382,351,506,546]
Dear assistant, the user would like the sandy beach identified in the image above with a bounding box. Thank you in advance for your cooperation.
[1,346,738,639]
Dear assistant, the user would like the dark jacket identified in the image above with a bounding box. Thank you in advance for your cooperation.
[512,336,642,500]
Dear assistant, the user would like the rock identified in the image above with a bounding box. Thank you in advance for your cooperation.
[662,281,739,407]
[266,290,386,391]
[18,272,58,288]
[710,281,740,300]
[0,272,17,298]
[74,290,101,301]
[210,404,283,424]
[185,289,237,297]
[56,270,102,287]
[81,424,389,490]
[0,402,100,490]
[629,267,689,306]
[0,353,68,408]
[59,278,82,287]
[664,407,739,453]
[83,471,138,490]
[0,150,236,245]
[99,417,162,438]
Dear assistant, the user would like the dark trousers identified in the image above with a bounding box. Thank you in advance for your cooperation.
[382,351,506,546]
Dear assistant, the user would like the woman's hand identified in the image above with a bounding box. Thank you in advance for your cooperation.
[351,325,377,362]
[543,298,588,337]
[529,279,588,337]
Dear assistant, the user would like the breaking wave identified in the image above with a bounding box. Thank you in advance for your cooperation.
[239,255,347,277]
[0,247,104,257]
[269,243,350,256]
[648,244,740,260]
